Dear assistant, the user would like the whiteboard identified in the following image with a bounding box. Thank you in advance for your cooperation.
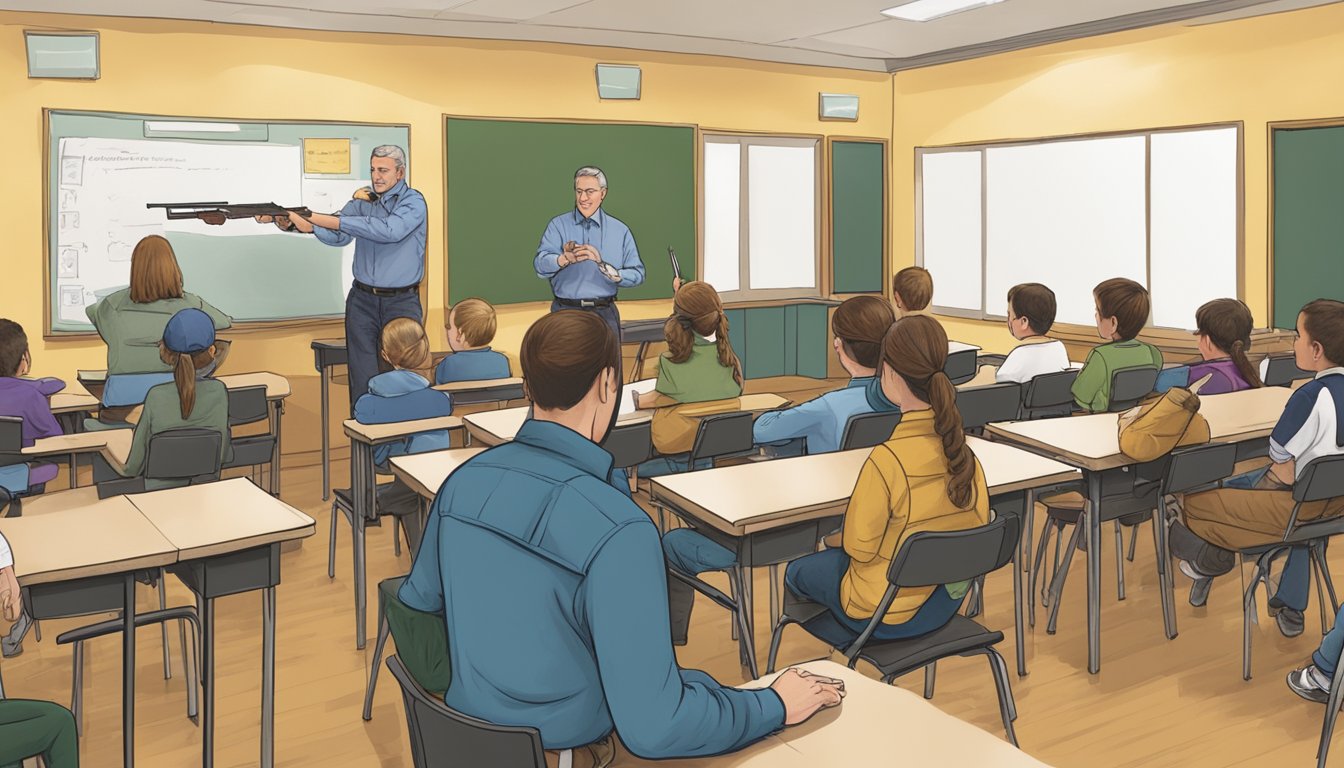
[919,150,982,312]
[747,144,817,291]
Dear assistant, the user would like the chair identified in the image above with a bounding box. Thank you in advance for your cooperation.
[386,655,546,768]
[0,417,26,518]
[1108,366,1159,412]
[839,411,903,452]
[1240,454,1344,681]
[1018,369,1079,420]
[766,515,1022,745]
[957,382,1022,434]
[945,348,979,385]
[601,420,654,470]
[449,382,526,406]
[1264,353,1312,388]
[364,576,451,722]
[221,385,279,494]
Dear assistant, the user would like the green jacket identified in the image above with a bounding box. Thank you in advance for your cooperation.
[121,379,233,489]
[1071,339,1163,412]
[87,289,232,375]
[654,336,742,404]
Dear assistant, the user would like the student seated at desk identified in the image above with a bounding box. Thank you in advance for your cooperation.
[892,266,934,319]
[0,530,80,768]
[1170,300,1344,636]
[1071,277,1163,412]
[1156,298,1262,394]
[435,298,511,384]
[398,311,842,766]
[0,319,64,492]
[115,309,232,490]
[785,315,990,640]
[996,283,1070,384]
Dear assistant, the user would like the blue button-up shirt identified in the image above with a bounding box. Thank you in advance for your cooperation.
[535,208,645,300]
[399,419,783,757]
[753,376,900,455]
[313,179,427,288]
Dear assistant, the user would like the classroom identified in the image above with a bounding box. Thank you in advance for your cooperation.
[2,0,1344,765]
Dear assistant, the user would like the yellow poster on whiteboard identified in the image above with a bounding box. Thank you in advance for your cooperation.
[304,138,351,174]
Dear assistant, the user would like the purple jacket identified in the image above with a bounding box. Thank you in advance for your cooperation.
[1188,359,1251,396]
[0,376,66,447]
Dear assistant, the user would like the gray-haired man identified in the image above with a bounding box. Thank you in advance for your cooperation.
[535,166,645,342]
[267,145,427,405]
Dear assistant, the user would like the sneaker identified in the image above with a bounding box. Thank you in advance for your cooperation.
[1287,665,1333,704]
[1178,560,1214,607]
[1269,598,1305,638]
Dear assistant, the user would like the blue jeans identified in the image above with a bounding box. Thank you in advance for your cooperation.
[1315,605,1344,677]
[663,529,738,644]
[345,287,423,408]
[550,300,621,346]
[783,548,965,642]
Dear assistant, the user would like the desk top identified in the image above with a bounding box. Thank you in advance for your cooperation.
[0,493,176,586]
[343,415,465,445]
[618,660,1048,767]
[127,478,315,560]
[949,340,983,354]
[389,448,486,499]
[650,436,1077,537]
[50,383,99,414]
[73,370,291,400]
[432,377,524,394]
[24,429,132,468]
[985,385,1294,471]
[311,338,346,351]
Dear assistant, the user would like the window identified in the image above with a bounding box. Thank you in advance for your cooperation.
[917,125,1240,329]
[702,135,820,301]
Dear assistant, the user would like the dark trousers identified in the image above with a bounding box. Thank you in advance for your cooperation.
[0,699,79,768]
[346,288,423,408]
[550,300,621,346]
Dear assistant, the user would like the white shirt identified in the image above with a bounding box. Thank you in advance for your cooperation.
[1269,367,1344,479]
[0,530,12,570]
[996,339,1071,384]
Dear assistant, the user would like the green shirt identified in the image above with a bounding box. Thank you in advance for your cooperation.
[87,289,232,375]
[1071,339,1163,412]
[122,379,233,489]
[654,336,742,403]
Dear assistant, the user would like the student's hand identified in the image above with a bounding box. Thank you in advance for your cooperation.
[574,244,603,264]
[634,390,658,410]
[286,213,315,234]
[672,277,685,292]
[770,668,845,726]
[254,215,274,224]
[0,589,14,622]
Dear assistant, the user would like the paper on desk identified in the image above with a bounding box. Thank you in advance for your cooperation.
[619,379,657,416]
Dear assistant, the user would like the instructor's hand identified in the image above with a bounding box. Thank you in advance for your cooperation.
[769,668,845,726]
[574,244,603,264]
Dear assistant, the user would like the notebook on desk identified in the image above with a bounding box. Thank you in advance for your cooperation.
[619,379,657,416]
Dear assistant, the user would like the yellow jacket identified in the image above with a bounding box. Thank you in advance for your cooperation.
[840,409,990,625]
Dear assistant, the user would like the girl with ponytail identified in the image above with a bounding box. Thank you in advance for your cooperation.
[1189,298,1262,393]
[782,314,990,639]
[117,308,233,490]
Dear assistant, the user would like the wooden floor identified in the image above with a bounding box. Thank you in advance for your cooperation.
[5,452,1344,766]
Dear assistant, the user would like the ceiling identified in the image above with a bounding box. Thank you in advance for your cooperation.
[4,0,1340,71]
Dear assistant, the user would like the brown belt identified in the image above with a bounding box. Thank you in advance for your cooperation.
[543,734,617,768]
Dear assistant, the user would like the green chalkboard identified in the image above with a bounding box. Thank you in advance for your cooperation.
[446,118,695,305]
[831,141,885,294]
[1272,125,1344,329]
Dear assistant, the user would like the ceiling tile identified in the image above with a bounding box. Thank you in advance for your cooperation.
[449,0,598,21]
[529,0,895,45]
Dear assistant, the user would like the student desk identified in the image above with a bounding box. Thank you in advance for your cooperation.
[22,426,133,488]
[617,659,1050,767]
[432,376,526,405]
[341,415,464,648]
[984,384,1295,674]
[388,447,485,500]
[621,318,667,383]
[647,436,1079,676]
[49,384,99,416]
[312,338,349,501]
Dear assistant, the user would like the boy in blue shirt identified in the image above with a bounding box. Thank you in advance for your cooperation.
[398,311,842,765]
[435,298,511,384]
[1171,299,1344,636]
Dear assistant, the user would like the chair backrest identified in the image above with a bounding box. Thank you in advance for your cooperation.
[1019,369,1079,420]
[840,411,903,452]
[956,382,1022,431]
[1264,354,1312,388]
[1163,442,1238,496]
[601,421,653,469]
[886,514,1020,589]
[688,411,755,465]
[0,416,24,468]
[1108,366,1159,412]
[386,655,546,768]
[451,384,527,406]
[144,428,223,484]
[226,385,270,427]
[944,348,978,385]
[1295,454,1344,503]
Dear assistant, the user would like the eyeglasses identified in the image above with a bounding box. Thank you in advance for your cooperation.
[574,188,603,197]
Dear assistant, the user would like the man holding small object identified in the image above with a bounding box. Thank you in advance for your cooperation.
[255,144,427,406]
[535,166,645,341]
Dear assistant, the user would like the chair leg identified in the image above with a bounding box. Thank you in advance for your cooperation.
[1128,524,1140,562]
[392,516,402,558]
[71,640,84,737]
[923,662,937,699]
[363,612,391,721]
[769,564,780,630]
[1322,548,1342,617]
[1030,522,1055,628]
[1114,522,1127,602]
[1152,507,1178,640]
[984,648,1020,747]
[327,502,339,580]
[1312,547,1331,636]
[159,571,172,680]
[182,616,199,724]
[1011,545,1028,677]
[1047,522,1083,635]
[32,620,40,643]
[766,617,794,676]
[1243,558,1266,681]
[727,567,759,680]
[1047,522,1065,607]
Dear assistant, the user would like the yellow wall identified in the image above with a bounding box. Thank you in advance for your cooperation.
[0,11,891,458]
[892,2,1344,353]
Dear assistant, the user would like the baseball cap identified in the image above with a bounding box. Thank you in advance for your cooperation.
[163,308,216,354]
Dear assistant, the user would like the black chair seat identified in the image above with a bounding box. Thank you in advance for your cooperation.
[796,610,1003,677]
[223,436,276,469]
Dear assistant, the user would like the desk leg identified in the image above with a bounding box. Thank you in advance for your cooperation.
[261,586,276,768]
[321,369,331,502]
[122,574,135,768]
[1085,471,1102,675]
[200,594,215,768]
[352,441,370,650]
[631,341,650,383]
[70,452,80,489]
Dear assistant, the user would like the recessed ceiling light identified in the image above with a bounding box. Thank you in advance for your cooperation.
[881,0,1006,22]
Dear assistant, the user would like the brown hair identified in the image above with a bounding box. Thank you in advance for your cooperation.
[832,296,895,370]
[129,236,185,304]
[1008,283,1057,336]
[1093,278,1150,341]
[0,320,28,379]
[450,298,498,348]
[521,311,620,410]
[1195,299,1261,388]
[159,343,217,420]
[880,315,977,509]
[665,281,742,385]
[892,267,933,312]
[1300,299,1344,367]
[381,318,434,381]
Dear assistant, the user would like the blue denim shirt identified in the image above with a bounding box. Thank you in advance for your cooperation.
[753,376,899,455]
[399,419,784,756]
[353,370,453,467]
[534,208,645,300]
[313,179,427,288]
[434,348,511,385]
